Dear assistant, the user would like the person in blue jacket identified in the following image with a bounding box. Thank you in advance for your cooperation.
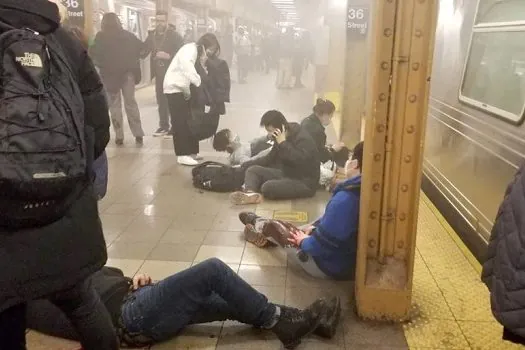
[238,141,363,280]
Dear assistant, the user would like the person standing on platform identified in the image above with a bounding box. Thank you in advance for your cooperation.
[0,0,118,349]
[143,10,184,137]
[91,13,145,146]
[164,33,221,166]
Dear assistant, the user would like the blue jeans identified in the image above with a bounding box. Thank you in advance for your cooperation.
[121,258,277,342]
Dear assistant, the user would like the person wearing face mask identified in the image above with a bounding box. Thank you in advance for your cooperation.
[164,33,220,166]
[237,141,364,281]
[301,99,345,164]
[213,129,272,166]
[143,10,184,138]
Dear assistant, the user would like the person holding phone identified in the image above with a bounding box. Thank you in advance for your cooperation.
[230,110,320,205]
[163,33,220,166]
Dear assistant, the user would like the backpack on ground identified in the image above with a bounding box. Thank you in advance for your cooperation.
[192,161,245,192]
[0,25,88,229]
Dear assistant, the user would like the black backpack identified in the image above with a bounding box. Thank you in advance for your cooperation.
[0,26,87,229]
[192,161,245,192]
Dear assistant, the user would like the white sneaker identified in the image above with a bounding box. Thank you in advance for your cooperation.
[177,155,199,166]
[192,154,204,161]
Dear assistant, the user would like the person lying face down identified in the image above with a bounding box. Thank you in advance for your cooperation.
[213,128,272,166]
[25,259,342,349]
[238,141,364,281]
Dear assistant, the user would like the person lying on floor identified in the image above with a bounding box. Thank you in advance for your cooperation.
[25,258,341,350]
[230,110,320,204]
[238,141,364,281]
[212,128,273,166]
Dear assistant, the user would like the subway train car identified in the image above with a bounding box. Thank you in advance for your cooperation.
[423,0,525,261]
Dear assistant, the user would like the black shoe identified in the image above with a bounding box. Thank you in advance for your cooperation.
[115,138,124,146]
[239,212,259,226]
[277,297,341,340]
[135,137,143,145]
[271,299,327,349]
[315,296,341,339]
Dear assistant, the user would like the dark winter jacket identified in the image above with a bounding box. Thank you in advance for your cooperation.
[301,114,333,163]
[243,123,320,190]
[91,28,144,92]
[482,162,525,338]
[26,267,132,340]
[143,26,184,80]
[0,0,110,313]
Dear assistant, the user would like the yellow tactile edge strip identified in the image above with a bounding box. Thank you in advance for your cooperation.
[420,192,482,274]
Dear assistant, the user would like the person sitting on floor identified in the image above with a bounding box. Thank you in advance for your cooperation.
[301,98,349,188]
[238,141,364,281]
[213,128,272,166]
[25,259,341,350]
[301,98,345,164]
[230,110,320,204]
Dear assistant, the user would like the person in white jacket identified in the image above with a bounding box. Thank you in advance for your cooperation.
[163,33,220,166]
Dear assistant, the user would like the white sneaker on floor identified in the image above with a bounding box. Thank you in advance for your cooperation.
[192,154,204,161]
[178,155,199,166]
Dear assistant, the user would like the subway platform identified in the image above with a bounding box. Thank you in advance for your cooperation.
[27,71,521,350]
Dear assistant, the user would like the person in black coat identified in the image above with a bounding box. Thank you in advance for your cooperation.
[301,98,346,164]
[0,1,117,349]
[91,12,145,146]
[230,110,320,204]
[482,162,525,345]
[143,11,184,136]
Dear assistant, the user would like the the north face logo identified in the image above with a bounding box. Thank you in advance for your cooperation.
[15,53,43,68]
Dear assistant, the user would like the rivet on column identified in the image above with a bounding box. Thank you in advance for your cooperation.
[401,184,409,192]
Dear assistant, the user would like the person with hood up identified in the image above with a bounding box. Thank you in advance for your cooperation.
[91,12,145,146]
[0,0,117,349]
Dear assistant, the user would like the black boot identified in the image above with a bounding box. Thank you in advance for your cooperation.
[277,297,341,339]
[315,296,341,339]
[271,299,328,349]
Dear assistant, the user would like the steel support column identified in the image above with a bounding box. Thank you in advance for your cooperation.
[355,0,438,320]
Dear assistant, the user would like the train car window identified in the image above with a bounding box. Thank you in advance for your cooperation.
[476,0,525,24]
[459,0,525,124]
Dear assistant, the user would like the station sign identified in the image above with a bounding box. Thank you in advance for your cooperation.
[61,0,85,29]
[347,5,369,38]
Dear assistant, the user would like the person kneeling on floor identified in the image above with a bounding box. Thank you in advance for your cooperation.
[239,141,363,280]
[213,128,273,166]
[230,110,320,204]
[26,258,341,350]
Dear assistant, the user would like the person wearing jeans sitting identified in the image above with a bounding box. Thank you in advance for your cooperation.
[238,141,363,280]
[26,258,341,350]
[230,110,320,205]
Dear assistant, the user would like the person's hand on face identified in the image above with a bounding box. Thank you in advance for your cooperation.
[273,125,286,144]
[132,274,152,290]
